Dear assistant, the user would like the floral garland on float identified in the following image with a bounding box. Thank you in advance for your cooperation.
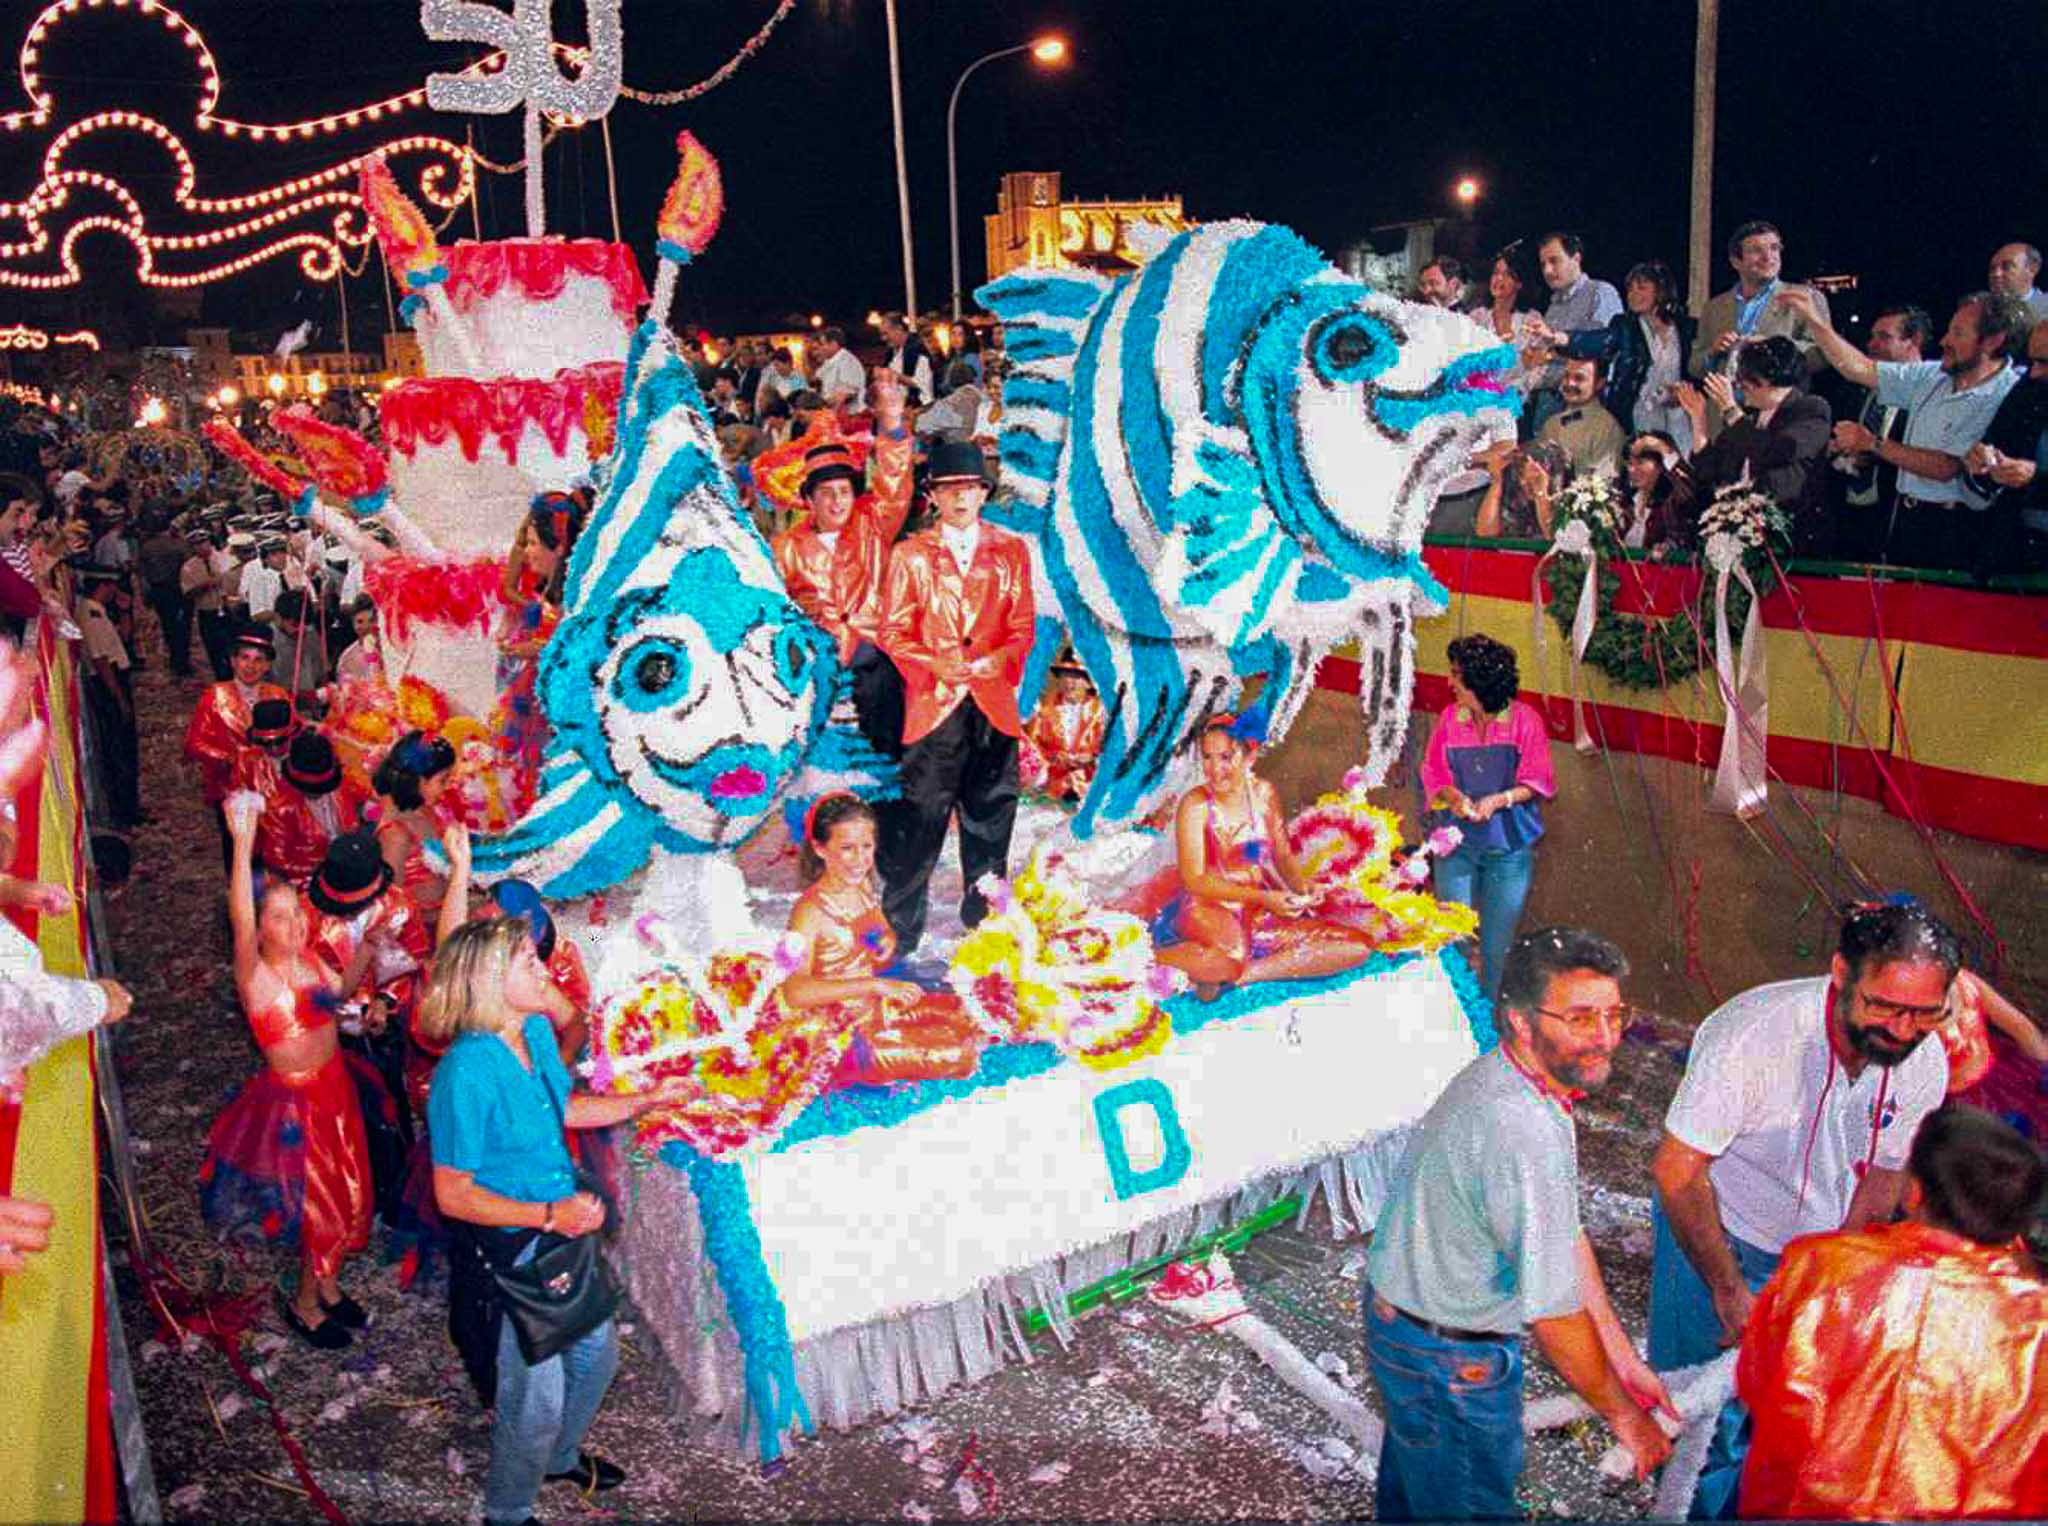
[1538,471,1790,695]
[1284,769,1477,953]
[581,917,859,1160]
[948,848,1179,1071]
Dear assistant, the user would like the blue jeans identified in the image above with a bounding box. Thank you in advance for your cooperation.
[1647,1202,1780,1520]
[1364,1293,1524,1521]
[1434,843,1536,1000]
[484,1246,621,1525]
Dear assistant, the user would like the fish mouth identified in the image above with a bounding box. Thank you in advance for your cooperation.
[638,739,787,810]
[1367,342,1520,438]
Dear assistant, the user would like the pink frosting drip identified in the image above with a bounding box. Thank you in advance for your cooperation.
[380,362,624,464]
[440,238,649,324]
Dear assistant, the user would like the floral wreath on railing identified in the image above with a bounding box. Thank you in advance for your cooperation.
[1540,473,1791,691]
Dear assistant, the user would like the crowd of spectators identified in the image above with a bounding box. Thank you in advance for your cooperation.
[1415,228,2048,578]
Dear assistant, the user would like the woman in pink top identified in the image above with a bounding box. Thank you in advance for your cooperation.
[1420,635,1555,998]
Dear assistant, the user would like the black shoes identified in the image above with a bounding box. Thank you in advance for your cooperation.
[543,1453,625,1493]
[277,1292,352,1350]
[319,1290,370,1329]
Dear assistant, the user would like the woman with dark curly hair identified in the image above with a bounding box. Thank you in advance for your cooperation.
[1420,635,1555,997]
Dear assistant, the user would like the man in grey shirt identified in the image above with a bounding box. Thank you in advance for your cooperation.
[1365,927,1673,1520]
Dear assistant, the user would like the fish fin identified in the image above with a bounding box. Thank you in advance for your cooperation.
[975,268,1115,509]
[1155,439,1297,649]
[1073,631,1238,837]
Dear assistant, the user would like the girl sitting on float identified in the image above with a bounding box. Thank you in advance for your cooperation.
[371,729,457,912]
[1153,714,1377,1000]
[781,792,982,1083]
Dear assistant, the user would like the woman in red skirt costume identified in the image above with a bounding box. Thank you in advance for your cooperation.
[199,792,374,1349]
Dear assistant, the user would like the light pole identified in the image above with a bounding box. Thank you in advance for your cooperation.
[948,34,1068,324]
[884,0,917,319]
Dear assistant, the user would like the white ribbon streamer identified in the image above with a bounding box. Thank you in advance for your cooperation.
[1705,534,1768,817]
[1535,520,1599,753]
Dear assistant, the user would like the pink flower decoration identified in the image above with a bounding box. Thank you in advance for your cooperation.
[976,872,1014,916]
[1341,766,1370,794]
[1425,826,1463,857]
[1146,964,1178,998]
[771,931,807,974]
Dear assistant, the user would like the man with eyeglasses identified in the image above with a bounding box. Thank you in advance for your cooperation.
[1648,901,1953,1518]
[1364,926,1674,1521]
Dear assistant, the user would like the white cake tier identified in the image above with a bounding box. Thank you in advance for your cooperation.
[379,363,622,561]
[381,623,502,723]
[418,238,647,380]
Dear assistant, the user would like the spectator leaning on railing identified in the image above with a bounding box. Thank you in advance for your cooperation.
[1780,284,2028,572]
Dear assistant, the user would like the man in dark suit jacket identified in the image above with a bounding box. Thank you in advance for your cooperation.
[1678,336,1836,555]
[1822,306,1929,560]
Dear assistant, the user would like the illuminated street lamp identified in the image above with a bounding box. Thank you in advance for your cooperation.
[138,396,167,427]
[948,33,1071,322]
[1454,177,1481,206]
[306,371,328,397]
[267,373,287,398]
[218,383,239,407]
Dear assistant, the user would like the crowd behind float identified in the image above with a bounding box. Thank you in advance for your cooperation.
[0,217,2043,1524]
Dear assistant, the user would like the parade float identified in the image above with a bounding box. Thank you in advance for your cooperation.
[425,127,1512,1457]
[208,8,1517,1458]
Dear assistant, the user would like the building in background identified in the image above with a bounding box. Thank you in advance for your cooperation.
[984,172,1190,282]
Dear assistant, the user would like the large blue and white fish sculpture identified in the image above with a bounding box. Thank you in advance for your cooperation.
[465,321,835,896]
[978,220,1518,835]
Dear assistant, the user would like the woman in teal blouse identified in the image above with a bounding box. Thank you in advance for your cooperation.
[422,918,682,1526]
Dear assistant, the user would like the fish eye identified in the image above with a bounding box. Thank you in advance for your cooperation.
[773,625,816,691]
[615,638,691,712]
[1311,314,1395,385]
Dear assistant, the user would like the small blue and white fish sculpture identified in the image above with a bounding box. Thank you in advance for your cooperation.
[466,322,835,896]
[978,220,1517,835]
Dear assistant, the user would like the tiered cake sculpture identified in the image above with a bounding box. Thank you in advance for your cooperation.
[357,158,646,721]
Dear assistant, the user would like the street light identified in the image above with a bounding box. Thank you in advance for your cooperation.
[266,373,286,398]
[948,33,1070,323]
[1454,177,1481,206]
[218,383,239,407]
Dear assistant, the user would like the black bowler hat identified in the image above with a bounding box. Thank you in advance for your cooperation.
[925,439,991,487]
[283,731,342,796]
[231,623,274,658]
[246,698,296,749]
[799,441,862,499]
[307,829,392,917]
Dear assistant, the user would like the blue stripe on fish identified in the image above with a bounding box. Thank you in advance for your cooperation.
[1005,328,1082,364]
[983,273,1113,321]
[999,375,1072,413]
[1057,291,1191,832]
[1198,226,1329,430]
[999,430,1063,485]
[1116,235,1189,535]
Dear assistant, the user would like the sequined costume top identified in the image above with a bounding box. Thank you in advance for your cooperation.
[770,426,913,657]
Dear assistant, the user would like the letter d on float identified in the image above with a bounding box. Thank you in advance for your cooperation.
[1091,1079,1193,1200]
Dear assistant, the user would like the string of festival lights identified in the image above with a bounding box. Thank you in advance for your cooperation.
[0,0,798,291]
[0,321,96,348]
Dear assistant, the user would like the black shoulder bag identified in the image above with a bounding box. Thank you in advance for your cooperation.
[478,1074,621,1366]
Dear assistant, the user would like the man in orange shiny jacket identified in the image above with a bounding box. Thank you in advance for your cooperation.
[875,440,1035,954]
[1736,1103,2047,1520]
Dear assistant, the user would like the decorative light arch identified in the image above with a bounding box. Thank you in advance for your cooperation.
[0,0,803,289]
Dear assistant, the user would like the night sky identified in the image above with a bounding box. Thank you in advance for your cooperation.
[4,0,2044,348]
